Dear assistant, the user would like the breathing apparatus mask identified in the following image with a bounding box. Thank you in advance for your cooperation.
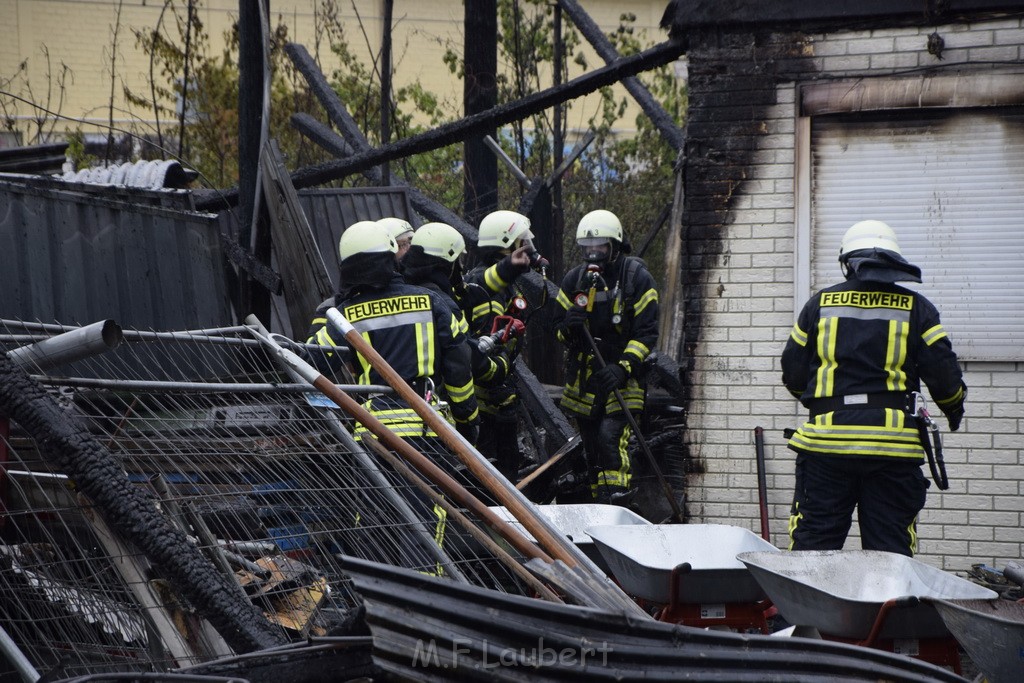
[517,234,549,272]
[579,237,614,267]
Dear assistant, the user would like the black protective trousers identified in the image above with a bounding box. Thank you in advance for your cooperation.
[788,453,930,557]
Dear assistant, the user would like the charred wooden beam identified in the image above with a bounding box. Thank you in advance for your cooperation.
[260,140,334,337]
[513,356,574,446]
[290,113,476,239]
[558,0,684,152]
[289,40,683,187]
[199,38,684,211]
[285,44,373,158]
[463,0,499,225]
[284,43,477,237]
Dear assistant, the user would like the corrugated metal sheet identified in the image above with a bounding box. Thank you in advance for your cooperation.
[217,186,417,293]
[0,177,232,330]
[0,143,68,176]
[298,187,418,290]
[341,555,966,682]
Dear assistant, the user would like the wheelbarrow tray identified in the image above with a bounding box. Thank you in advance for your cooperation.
[486,503,650,573]
[587,524,779,604]
[928,598,1024,683]
[737,550,998,640]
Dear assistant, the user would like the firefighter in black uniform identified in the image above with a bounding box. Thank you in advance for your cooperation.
[463,210,534,479]
[399,221,514,449]
[306,220,480,444]
[552,209,660,504]
[782,220,966,557]
[305,220,481,569]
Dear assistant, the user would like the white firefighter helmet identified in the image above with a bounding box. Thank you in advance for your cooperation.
[338,220,396,261]
[839,220,903,260]
[477,210,533,248]
[412,222,466,263]
[576,209,623,245]
[378,216,414,242]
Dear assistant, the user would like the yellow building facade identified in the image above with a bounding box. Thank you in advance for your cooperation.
[0,0,675,150]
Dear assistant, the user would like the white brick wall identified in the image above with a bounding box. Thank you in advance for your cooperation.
[689,17,1024,574]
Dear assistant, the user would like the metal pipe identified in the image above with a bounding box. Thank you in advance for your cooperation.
[7,320,122,372]
[0,623,40,683]
[483,135,530,188]
[29,377,392,395]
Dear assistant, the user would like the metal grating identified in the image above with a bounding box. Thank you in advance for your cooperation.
[0,319,531,680]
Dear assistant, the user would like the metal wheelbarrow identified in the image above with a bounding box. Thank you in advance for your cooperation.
[486,503,650,573]
[927,598,1024,683]
[737,550,999,641]
[587,524,779,605]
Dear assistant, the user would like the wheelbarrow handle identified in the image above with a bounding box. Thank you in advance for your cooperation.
[858,596,920,647]
[1003,562,1024,590]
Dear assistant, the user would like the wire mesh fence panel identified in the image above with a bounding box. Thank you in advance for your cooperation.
[0,319,533,679]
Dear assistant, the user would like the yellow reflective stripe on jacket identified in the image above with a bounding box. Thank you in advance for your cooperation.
[413,322,433,378]
[483,263,508,292]
[560,380,645,415]
[556,289,573,310]
[634,287,658,317]
[790,416,924,459]
[922,324,948,346]
[471,300,499,324]
[623,339,650,366]
[935,383,965,407]
[308,315,327,336]
[445,378,475,403]
[813,317,839,397]
[789,322,808,347]
[311,326,337,347]
[354,406,438,438]
[884,319,910,392]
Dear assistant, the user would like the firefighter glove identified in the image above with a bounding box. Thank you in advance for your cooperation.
[588,363,627,396]
[947,406,964,432]
[564,305,588,331]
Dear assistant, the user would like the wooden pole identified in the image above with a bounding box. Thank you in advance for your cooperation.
[243,316,553,564]
[324,308,585,567]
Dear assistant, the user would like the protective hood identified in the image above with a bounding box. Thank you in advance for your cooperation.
[842,248,922,284]
[400,246,456,298]
[338,251,399,298]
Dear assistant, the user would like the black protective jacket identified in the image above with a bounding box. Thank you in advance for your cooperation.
[307,276,479,434]
[552,256,659,417]
[781,276,966,460]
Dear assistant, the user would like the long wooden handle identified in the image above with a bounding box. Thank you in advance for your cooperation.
[244,316,551,563]
[327,308,581,567]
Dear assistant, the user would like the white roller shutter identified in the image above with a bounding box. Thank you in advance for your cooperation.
[811,110,1024,361]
